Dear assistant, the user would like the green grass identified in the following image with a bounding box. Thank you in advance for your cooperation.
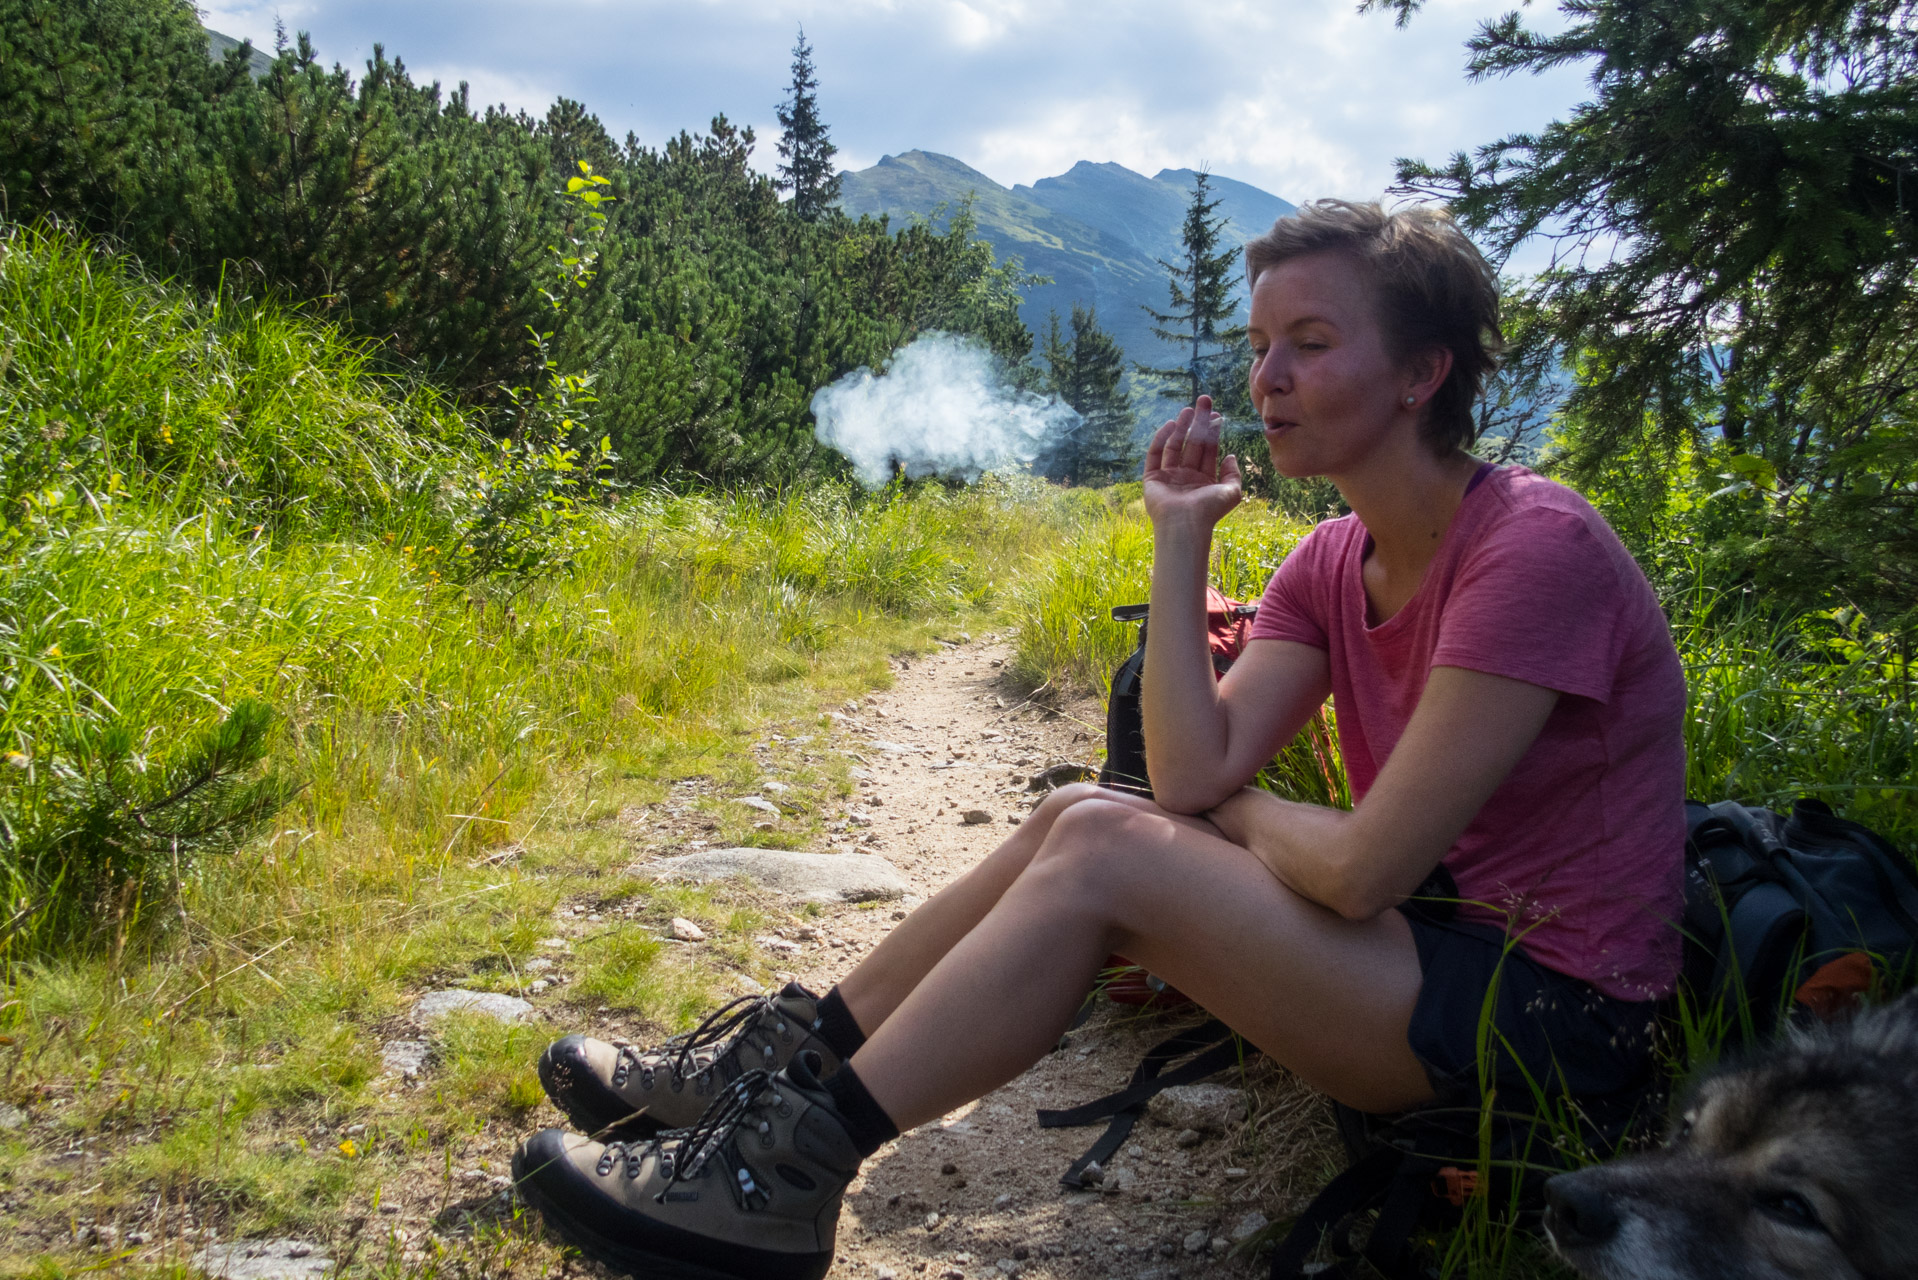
[0,472,1084,1259]
[1675,593,1916,848]
[0,223,468,539]
[0,224,1099,1274]
[4,220,1914,1279]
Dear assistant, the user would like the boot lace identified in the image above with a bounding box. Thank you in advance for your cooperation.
[612,993,796,1089]
[594,1068,788,1210]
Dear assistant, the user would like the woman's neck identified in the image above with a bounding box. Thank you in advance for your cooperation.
[1333,436,1481,578]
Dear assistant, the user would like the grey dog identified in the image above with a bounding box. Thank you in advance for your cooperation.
[1543,991,1918,1280]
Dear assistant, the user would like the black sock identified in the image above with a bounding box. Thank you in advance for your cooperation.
[822,1061,900,1158]
[811,986,868,1060]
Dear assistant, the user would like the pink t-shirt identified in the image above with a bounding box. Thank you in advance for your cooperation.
[1249,465,1685,1000]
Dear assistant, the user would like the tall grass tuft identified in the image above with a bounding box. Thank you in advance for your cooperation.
[0,223,468,539]
[1009,490,1311,697]
[1674,591,1916,848]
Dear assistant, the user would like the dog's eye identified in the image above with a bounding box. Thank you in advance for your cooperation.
[1755,1190,1825,1233]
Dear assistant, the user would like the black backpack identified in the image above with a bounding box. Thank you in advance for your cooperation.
[1099,597,1258,797]
[1681,796,1918,1040]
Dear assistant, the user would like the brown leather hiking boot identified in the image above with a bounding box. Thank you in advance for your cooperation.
[513,1052,857,1280]
[537,984,840,1139]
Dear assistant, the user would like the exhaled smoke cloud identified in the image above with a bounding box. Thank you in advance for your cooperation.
[811,332,1080,487]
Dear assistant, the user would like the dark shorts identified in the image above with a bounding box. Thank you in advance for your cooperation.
[1399,908,1662,1105]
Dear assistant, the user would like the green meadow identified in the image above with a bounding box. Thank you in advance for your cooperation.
[0,218,1913,1277]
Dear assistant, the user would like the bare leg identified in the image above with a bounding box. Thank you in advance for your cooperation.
[833,784,1214,1033]
[849,796,1434,1126]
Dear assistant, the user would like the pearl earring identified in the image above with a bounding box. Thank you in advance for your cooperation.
[1404,395,1417,406]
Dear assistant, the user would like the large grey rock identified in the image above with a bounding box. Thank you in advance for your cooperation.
[0,1102,25,1130]
[411,990,534,1025]
[194,1238,332,1279]
[648,848,910,903]
[1145,1082,1248,1133]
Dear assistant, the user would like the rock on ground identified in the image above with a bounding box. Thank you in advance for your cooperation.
[410,990,534,1025]
[1146,1082,1248,1133]
[647,847,910,903]
[1228,1210,1270,1242]
[193,1238,332,1279]
[379,1038,431,1080]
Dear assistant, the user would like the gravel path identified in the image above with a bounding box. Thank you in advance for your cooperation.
[711,637,1317,1280]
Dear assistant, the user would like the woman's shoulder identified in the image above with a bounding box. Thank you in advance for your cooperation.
[1298,509,1367,554]
[1456,466,1671,637]
[1468,466,1631,563]
[1478,464,1601,518]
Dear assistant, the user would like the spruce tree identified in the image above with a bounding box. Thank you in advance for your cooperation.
[0,1,1042,491]
[1381,0,1918,615]
[1043,305,1135,484]
[1141,170,1245,404]
[774,28,840,222]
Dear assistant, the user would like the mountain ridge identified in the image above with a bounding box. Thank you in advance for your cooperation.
[838,150,1295,369]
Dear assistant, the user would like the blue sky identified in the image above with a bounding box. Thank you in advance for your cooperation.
[198,0,1589,234]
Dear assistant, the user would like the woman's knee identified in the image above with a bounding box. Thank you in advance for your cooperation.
[964,783,1113,894]
[1025,797,1155,891]
[1029,781,1109,825]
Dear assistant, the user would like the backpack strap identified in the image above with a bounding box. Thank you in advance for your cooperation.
[1267,1146,1400,1278]
[1037,1019,1249,1188]
[1266,1145,1435,1279]
[1363,1158,1440,1278]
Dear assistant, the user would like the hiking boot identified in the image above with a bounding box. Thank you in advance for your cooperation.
[538,984,840,1139]
[513,1052,857,1280]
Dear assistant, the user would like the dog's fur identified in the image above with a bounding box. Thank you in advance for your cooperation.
[1544,992,1918,1280]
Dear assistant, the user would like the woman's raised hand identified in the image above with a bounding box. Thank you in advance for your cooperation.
[1143,395,1243,530]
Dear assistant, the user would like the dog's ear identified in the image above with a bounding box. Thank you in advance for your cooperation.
[1855,991,1918,1053]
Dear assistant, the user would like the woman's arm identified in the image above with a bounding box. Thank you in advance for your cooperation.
[1207,665,1560,920]
[1138,397,1334,811]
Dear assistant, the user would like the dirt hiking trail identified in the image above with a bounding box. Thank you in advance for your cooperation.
[619,636,1337,1280]
[124,636,1339,1280]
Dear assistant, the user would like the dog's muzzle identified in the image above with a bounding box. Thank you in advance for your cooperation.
[1544,1170,1623,1250]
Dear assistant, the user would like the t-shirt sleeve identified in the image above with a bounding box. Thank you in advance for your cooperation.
[1249,525,1331,649]
[1431,508,1627,702]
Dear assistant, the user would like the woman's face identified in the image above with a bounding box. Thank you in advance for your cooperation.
[1246,251,1419,480]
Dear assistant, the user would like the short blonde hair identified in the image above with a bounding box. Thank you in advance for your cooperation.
[1243,200,1501,455]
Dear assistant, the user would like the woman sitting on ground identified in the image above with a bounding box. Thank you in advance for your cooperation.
[513,199,1687,1280]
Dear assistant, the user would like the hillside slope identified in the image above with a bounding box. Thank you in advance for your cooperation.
[838,151,1295,368]
[206,28,274,77]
